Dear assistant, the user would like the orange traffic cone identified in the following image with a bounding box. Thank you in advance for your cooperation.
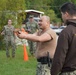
[23,44,28,61]
[21,28,28,61]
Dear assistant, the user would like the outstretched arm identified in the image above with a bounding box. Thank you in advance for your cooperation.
[17,31,52,42]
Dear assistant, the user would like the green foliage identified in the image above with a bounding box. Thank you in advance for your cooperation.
[26,0,50,10]
[50,0,75,18]
[44,9,61,22]
[25,0,76,23]
[0,0,26,26]
[0,11,16,27]
[72,0,76,4]
[0,0,26,11]
[17,12,26,26]
[25,0,61,23]
[0,0,26,49]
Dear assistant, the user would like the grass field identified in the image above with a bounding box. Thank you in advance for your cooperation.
[0,46,37,75]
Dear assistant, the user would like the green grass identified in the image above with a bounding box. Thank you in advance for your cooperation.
[0,46,37,75]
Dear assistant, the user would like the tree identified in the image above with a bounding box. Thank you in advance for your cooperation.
[0,0,26,50]
[50,0,76,18]
[0,0,26,28]
[25,0,60,23]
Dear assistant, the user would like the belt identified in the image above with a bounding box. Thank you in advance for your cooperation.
[37,57,52,64]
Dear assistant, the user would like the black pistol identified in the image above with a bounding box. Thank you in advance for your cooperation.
[47,52,51,67]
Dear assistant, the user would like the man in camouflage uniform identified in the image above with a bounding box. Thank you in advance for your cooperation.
[25,15,39,56]
[1,19,16,58]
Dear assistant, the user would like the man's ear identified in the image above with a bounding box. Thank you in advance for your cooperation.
[65,12,69,17]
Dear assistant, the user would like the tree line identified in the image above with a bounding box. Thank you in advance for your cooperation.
[0,0,76,28]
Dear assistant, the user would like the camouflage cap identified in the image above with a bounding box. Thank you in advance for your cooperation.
[29,15,34,18]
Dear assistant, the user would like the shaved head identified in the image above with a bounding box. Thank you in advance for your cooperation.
[41,15,50,24]
[38,15,50,30]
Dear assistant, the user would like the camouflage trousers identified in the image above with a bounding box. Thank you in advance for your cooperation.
[28,40,36,55]
[59,70,76,75]
[36,62,51,75]
[5,40,16,58]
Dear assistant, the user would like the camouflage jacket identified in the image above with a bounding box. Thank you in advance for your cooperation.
[2,25,15,40]
[25,21,39,33]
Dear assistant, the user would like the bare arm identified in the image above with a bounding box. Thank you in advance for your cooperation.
[17,31,52,42]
